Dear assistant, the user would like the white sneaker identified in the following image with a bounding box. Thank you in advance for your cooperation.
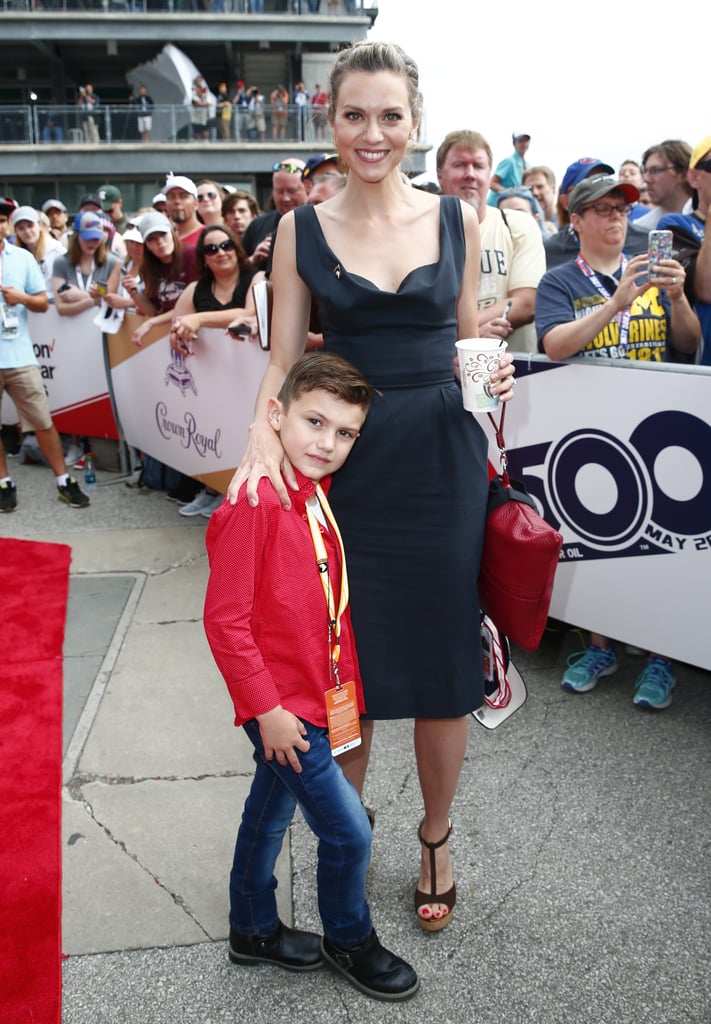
[178,489,217,516]
[64,444,84,466]
[199,492,225,518]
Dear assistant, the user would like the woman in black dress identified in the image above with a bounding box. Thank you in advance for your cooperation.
[229,41,515,931]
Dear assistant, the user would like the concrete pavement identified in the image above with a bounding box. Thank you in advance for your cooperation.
[4,455,710,1024]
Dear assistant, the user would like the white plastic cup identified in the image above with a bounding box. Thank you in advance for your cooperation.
[455,338,508,414]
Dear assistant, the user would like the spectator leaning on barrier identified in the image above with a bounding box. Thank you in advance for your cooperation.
[536,174,700,709]
[12,206,66,290]
[52,212,121,317]
[543,157,649,271]
[0,197,90,512]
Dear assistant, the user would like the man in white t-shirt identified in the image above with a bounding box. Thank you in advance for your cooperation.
[436,129,546,352]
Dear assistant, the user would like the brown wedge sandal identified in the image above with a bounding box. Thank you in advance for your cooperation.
[414,819,456,932]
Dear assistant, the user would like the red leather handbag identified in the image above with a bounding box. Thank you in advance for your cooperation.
[478,406,563,651]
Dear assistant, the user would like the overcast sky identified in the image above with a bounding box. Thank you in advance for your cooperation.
[368,0,707,187]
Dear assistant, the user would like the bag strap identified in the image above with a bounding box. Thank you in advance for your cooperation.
[487,404,510,486]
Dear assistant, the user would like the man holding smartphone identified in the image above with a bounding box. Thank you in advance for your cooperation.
[535,175,700,709]
[0,198,90,512]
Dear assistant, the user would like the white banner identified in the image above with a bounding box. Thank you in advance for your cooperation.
[1,306,118,438]
[500,357,711,670]
[107,316,269,494]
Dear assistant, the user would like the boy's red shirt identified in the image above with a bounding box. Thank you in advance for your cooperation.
[204,471,365,728]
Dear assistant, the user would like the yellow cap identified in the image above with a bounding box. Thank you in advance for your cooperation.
[690,135,711,168]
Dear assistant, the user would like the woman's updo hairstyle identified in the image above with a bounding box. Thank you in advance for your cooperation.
[328,41,422,123]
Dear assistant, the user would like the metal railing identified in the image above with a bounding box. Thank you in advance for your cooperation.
[1,0,366,12]
[1,102,334,144]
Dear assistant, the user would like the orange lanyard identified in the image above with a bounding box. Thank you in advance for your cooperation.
[305,484,349,687]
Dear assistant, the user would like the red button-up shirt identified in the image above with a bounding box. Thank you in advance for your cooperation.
[204,471,365,728]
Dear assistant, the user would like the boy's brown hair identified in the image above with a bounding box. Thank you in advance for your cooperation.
[278,352,374,415]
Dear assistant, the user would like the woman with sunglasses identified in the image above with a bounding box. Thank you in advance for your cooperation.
[168,224,262,518]
[170,224,260,346]
[196,180,225,228]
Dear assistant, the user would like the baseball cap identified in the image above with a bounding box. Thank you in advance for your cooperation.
[560,158,615,195]
[99,184,122,210]
[123,226,144,245]
[138,211,172,240]
[12,205,40,225]
[568,176,640,216]
[152,192,167,207]
[41,198,67,214]
[73,211,105,240]
[164,174,197,198]
[302,153,339,180]
[512,131,530,141]
[79,192,103,210]
[0,197,18,217]
[690,135,711,168]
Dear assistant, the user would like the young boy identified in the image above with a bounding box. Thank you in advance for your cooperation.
[204,352,419,1002]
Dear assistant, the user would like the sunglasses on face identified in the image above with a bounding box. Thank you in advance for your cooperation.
[203,239,236,255]
[694,158,711,174]
[272,161,304,174]
[197,191,218,202]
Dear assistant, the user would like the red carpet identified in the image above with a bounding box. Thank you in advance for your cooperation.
[0,539,71,1024]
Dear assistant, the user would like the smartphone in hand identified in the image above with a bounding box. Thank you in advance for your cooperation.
[648,229,673,275]
[227,323,251,338]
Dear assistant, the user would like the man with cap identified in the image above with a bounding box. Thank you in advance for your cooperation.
[536,175,699,709]
[42,198,70,247]
[99,184,128,235]
[301,153,344,198]
[544,157,649,270]
[487,131,531,206]
[0,197,90,511]
[241,158,307,273]
[78,191,126,261]
[163,174,202,249]
[436,129,545,352]
[658,134,711,365]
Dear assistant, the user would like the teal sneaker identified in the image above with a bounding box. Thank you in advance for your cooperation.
[562,644,618,693]
[633,657,675,710]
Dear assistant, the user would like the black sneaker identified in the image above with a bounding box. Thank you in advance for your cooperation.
[0,479,17,512]
[57,476,90,508]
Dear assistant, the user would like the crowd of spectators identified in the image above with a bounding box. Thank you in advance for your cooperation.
[3,126,710,710]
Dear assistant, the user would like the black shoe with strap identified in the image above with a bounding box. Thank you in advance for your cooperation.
[228,920,323,972]
[321,929,420,1001]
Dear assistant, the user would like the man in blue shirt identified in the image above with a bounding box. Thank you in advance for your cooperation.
[487,132,530,206]
[0,198,89,511]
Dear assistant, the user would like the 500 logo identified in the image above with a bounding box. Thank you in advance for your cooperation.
[508,411,711,562]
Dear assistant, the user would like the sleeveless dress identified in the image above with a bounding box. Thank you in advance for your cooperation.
[294,196,488,719]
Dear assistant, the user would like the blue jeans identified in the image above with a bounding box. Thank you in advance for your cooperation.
[230,718,373,946]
